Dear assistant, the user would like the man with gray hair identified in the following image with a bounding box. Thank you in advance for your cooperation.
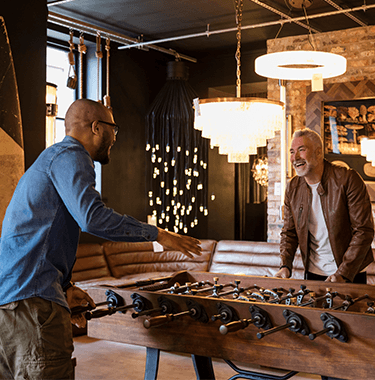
[276,128,374,285]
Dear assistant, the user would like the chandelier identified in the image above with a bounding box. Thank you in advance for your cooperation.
[193,0,284,164]
[146,61,209,233]
[194,97,283,163]
[252,156,268,187]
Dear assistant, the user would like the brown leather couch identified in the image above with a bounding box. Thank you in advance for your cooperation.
[72,239,375,288]
[71,239,304,289]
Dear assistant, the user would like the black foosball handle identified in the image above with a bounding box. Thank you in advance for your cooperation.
[309,326,332,340]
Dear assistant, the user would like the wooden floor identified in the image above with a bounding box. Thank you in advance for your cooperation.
[73,335,321,380]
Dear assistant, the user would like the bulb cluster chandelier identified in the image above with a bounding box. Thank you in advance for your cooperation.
[146,61,209,233]
[193,0,284,163]
[252,156,269,187]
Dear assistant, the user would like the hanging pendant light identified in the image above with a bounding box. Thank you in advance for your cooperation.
[146,60,209,233]
[193,0,284,163]
[254,1,346,90]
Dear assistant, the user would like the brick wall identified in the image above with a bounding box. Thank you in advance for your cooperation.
[266,26,375,242]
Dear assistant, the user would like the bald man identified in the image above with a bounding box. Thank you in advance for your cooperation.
[0,99,202,379]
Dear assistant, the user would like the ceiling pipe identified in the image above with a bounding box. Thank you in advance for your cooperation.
[47,11,197,63]
[48,0,76,6]
[49,2,375,53]
[118,3,375,50]
[250,0,321,33]
[322,0,367,26]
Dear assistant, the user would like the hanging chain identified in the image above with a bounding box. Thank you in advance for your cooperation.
[235,0,243,98]
[103,37,111,109]
[302,3,316,50]
[95,32,103,102]
[78,32,87,99]
[66,29,78,89]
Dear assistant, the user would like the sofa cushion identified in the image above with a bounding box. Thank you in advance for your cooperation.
[71,243,111,282]
[102,240,216,278]
[209,240,304,279]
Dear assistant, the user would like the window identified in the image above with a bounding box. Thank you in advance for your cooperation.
[46,45,102,193]
[46,46,76,144]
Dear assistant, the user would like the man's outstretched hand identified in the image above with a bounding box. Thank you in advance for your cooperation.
[156,227,202,258]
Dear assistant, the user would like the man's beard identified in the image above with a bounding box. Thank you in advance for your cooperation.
[293,158,317,178]
[95,131,112,165]
[293,159,309,177]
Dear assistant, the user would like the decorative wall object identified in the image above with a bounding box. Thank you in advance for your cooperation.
[324,98,375,156]
[146,61,208,233]
[306,79,375,182]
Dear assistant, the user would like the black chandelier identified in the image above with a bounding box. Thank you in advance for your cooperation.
[146,61,208,233]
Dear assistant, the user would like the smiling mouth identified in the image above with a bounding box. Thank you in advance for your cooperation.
[294,161,306,168]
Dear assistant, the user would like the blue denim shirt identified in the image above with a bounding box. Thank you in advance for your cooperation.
[0,136,158,310]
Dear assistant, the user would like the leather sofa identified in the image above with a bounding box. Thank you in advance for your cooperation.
[72,239,375,288]
[72,239,305,289]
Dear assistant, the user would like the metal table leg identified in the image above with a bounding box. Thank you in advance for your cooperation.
[192,354,216,380]
[144,347,160,380]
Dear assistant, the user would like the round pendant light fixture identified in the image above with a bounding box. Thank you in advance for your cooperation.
[255,50,347,81]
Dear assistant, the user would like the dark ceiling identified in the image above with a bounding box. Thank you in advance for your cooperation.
[47,0,375,59]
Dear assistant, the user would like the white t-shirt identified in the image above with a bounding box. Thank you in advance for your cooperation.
[307,182,337,276]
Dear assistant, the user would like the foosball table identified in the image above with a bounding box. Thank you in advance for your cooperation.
[78,271,375,380]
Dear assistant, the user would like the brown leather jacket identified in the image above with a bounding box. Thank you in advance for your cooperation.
[280,159,374,282]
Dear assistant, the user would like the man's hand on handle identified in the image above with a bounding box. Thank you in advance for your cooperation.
[274,267,291,279]
[156,227,202,259]
[325,273,347,283]
[66,285,96,328]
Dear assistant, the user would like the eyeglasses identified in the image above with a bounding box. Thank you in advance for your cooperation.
[97,120,119,135]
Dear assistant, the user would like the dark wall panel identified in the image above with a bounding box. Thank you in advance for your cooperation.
[2,1,47,169]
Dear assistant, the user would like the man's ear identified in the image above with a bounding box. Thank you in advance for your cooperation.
[316,146,323,159]
[91,120,100,135]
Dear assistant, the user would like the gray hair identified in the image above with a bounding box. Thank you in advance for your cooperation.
[293,128,323,151]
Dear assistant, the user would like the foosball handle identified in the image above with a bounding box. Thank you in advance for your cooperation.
[219,318,255,335]
[143,314,174,329]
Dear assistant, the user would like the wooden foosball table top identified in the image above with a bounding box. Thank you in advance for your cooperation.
[86,271,375,379]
